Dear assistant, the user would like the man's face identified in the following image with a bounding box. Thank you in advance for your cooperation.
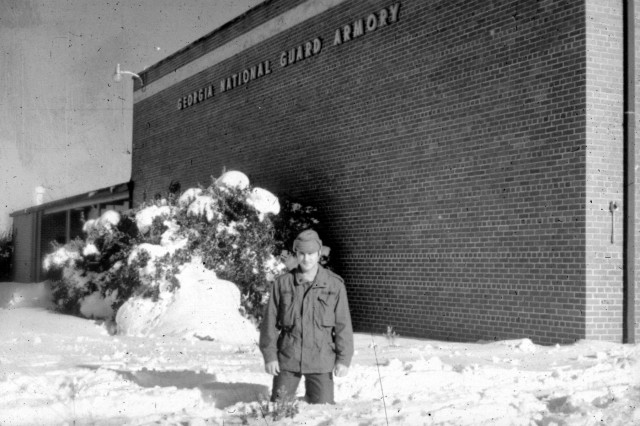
[296,250,320,272]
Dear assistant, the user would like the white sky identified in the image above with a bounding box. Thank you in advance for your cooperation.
[0,0,264,232]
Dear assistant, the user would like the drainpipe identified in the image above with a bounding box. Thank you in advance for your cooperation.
[623,0,636,344]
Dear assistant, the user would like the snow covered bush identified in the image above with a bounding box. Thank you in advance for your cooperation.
[43,171,324,332]
[45,212,141,316]
[170,182,281,321]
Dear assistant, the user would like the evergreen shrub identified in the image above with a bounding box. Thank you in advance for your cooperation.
[43,172,322,324]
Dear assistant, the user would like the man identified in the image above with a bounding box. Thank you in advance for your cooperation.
[259,229,354,404]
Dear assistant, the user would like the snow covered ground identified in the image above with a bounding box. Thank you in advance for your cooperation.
[0,281,638,426]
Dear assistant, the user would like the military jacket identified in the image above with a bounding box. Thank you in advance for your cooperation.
[259,265,354,373]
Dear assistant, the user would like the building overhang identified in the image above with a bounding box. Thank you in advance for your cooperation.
[10,182,132,218]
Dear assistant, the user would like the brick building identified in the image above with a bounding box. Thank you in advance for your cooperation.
[124,0,639,344]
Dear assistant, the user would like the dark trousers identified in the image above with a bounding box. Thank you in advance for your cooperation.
[271,370,335,404]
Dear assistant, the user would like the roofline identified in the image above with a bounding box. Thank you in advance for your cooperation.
[136,0,274,83]
[10,181,132,217]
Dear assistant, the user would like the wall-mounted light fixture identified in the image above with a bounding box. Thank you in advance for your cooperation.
[113,63,143,86]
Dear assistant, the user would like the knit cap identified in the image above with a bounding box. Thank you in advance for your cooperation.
[292,229,322,254]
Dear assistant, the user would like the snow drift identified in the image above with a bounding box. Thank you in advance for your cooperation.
[116,258,258,345]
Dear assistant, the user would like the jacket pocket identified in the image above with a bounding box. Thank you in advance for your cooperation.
[317,292,336,326]
[278,291,294,328]
[278,332,296,359]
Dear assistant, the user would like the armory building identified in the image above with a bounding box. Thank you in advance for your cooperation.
[13,0,640,344]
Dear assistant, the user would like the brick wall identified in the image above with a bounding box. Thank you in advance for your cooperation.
[584,0,624,342]
[133,0,595,344]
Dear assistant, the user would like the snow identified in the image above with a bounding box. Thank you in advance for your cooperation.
[82,243,100,257]
[1,282,638,425]
[215,170,250,191]
[246,187,281,220]
[178,188,204,208]
[126,220,187,285]
[97,210,121,230]
[41,246,81,272]
[135,205,173,234]
[187,195,219,223]
[83,211,122,234]
[116,259,258,345]
[79,290,118,319]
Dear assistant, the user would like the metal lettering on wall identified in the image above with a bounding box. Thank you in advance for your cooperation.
[177,84,215,110]
[280,37,323,67]
[333,3,400,46]
[176,2,401,110]
[219,60,272,93]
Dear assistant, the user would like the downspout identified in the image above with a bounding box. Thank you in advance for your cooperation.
[623,0,636,344]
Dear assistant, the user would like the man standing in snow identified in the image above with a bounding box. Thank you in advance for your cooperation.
[259,229,354,404]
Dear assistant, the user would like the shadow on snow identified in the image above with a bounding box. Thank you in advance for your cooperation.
[79,365,269,408]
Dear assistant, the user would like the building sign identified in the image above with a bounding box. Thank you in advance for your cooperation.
[279,37,323,67]
[176,2,401,110]
[333,3,401,46]
[219,60,273,93]
[177,84,215,110]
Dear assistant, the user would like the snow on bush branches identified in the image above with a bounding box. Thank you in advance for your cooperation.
[43,171,323,333]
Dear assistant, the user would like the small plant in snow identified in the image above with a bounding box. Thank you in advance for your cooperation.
[384,326,399,347]
[240,388,299,424]
[271,386,299,420]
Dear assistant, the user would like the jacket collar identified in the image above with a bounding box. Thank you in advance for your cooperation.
[294,265,329,288]
[312,265,330,288]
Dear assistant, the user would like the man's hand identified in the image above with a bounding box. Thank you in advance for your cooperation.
[333,363,349,377]
[265,361,280,376]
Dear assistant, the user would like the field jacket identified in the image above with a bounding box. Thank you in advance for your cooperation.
[259,265,354,374]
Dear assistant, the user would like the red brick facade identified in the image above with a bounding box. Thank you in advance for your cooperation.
[131,0,639,344]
